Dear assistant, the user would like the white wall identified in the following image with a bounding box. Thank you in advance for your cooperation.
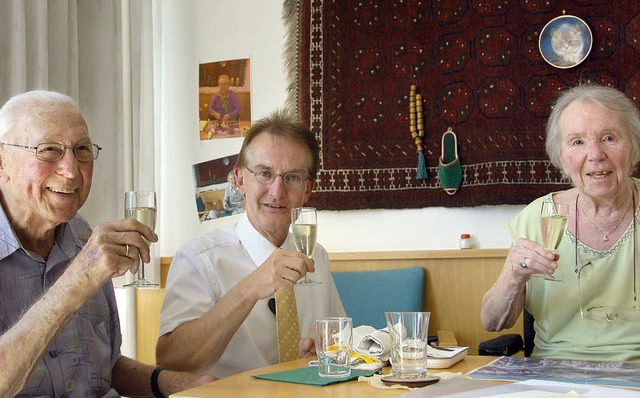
[158,0,522,258]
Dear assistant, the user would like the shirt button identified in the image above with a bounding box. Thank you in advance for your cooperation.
[49,349,59,358]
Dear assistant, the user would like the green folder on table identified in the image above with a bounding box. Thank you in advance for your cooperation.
[253,366,379,386]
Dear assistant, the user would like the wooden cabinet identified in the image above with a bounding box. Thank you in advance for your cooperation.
[196,189,225,212]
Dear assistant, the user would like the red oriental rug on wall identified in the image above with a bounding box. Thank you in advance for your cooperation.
[283,0,640,210]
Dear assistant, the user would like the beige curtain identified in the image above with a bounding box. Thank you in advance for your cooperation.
[0,0,160,357]
[0,0,157,224]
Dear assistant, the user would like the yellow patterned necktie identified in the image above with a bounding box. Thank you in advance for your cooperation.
[275,289,301,362]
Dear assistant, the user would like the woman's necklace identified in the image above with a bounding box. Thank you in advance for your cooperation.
[577,194,631,242]
[574,190,637,302]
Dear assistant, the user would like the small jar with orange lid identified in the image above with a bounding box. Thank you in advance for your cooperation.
[459,234,473,249]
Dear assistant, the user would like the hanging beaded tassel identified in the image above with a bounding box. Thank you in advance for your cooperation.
[409,85,428,179]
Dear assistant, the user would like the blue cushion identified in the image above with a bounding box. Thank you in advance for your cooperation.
[331,267,425,329]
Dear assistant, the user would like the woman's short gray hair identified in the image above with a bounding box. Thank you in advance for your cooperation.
[0,90,80,141]
[546,84,640,175]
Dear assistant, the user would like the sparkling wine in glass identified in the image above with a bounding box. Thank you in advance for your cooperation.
[291,207,321,285]
[123,191,158,288]
[539,201,569,282]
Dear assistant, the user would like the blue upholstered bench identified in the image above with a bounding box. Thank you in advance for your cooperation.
[331,267,425,329]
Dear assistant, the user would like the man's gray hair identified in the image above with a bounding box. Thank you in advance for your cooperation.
[0,90,80,141]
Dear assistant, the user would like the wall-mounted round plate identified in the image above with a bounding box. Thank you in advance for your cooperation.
[539,15,592,69]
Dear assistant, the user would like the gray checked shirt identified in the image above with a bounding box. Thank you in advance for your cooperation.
[0,205,123,397]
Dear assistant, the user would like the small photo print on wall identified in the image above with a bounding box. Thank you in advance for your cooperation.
[193,154,244,222]
[199,58,252,140]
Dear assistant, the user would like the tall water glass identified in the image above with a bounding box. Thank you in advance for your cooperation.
[315,317,352,378]
[385,311,431,380]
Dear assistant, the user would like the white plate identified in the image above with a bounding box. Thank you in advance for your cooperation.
[427,346,468,369]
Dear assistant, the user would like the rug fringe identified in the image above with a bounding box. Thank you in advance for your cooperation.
[282,0,300,118]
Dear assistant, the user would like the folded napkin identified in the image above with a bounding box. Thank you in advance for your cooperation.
[354,325,458,361]
[353,325,392,362]
[253,366,378,386]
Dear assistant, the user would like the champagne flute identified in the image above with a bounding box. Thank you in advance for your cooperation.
[123,191,159,288]
[538,201,569,282]
[291,207,321,285]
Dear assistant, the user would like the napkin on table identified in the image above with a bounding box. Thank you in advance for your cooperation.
[353,325,392,362]
[353,325,459,360]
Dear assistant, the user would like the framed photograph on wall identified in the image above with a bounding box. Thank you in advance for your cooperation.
[193,154,243,222]
[198,58,252,140]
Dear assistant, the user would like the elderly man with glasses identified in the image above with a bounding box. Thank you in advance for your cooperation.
[156,110,345,378]
[0,90,213,397]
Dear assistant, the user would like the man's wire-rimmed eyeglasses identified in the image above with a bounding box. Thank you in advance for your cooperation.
[0,142,102,162]
[244,166,309,188]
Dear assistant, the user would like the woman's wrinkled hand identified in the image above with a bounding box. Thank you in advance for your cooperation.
[507,238,558,283]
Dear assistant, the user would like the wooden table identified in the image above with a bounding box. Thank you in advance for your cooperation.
[170,355,494,398]
[199,120,250,140]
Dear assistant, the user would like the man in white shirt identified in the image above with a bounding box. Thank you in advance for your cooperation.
[156,110,345,378]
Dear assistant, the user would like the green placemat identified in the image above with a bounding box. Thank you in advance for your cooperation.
[253,366,379,386]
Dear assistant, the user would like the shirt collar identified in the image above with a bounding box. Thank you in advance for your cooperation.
[0,202,86,262]
[236,213,296,268]
[0,204,21,260]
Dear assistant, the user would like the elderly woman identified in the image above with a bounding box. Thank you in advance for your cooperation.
[208,74,240,122]
[481,84,640,362]
[0,91,213,397]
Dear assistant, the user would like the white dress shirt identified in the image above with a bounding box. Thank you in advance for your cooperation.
[159,213,345,377]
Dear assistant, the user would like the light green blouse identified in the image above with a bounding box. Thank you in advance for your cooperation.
[507,178,640,362]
